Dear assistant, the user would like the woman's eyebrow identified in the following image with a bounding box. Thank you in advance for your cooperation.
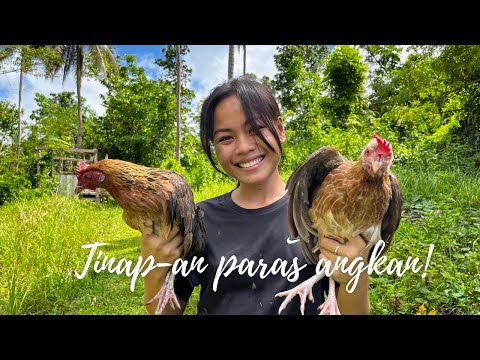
[213,128,231,137]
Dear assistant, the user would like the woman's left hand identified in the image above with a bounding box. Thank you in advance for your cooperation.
[316,234,368,285]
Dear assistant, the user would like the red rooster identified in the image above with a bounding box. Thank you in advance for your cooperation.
[276,132,402,315]
[75,159,207,314]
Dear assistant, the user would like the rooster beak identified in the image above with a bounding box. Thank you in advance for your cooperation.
[75,186,84,194]
[371,160,382,176]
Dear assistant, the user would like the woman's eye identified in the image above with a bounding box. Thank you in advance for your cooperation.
[218,136,232,142]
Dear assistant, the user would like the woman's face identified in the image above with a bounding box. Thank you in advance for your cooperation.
[212,95,285,187]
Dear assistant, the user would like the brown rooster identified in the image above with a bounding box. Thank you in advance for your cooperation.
[276,132,402,315]
[75,159,207,314]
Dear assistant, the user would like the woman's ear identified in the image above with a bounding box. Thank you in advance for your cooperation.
[277,117,286,143]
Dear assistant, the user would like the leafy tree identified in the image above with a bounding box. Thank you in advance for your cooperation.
[155,45,192,90]
[322,45,369,127]
[361,45,403,116]
[176,45,181,160]
[361,45,402,78]
[0,45,61,168]
[87,55,178,166]
[273,45,329,112]
[28,91,96,149]
[434,45,480,152]
[155,45,195,161]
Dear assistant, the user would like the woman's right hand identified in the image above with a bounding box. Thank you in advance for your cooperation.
[141,220,183,264]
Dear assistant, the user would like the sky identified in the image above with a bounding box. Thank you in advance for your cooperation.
[0,45,279,121]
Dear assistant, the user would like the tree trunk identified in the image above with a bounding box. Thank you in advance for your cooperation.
[228,45,234,80]
[243,45,246,75]
[175,45,181,161]
[16,64,23,173]
[76,46,83,152]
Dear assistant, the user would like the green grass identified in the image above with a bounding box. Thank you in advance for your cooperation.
[369,166,480,315]
[0,196,145,314]
[0,167,479,315]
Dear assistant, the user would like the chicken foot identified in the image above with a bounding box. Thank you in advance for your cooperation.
[275,266,341,315]
[317,276,340,315]
[145,269,181,315]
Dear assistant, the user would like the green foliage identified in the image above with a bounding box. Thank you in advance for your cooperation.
[363,45,480,170]
[0,146,58,206]
[155,45,193,92]
[87,55,178,165]
[322,45,369,127]
[161,128,235,192]
[0,100,18,143]
[273,45,329,113]
[28,91,96,148]
[0,45,63,77]
[0,172,30,206]
[361,45,402,78]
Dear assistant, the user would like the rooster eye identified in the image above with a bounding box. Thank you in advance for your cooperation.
[84,173,92,181]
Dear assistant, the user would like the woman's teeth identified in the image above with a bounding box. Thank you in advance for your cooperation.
[238,156,263,168]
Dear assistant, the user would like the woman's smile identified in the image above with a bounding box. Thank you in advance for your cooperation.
[236,155,265,170]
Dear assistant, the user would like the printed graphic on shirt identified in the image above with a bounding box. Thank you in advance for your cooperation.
[286,237,300,244]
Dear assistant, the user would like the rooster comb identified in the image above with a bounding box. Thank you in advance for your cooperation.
[372,132,392,153]
[75,161,88,175]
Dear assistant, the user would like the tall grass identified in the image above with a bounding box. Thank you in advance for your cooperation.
[1,167,478,314]
[0,196,142,314]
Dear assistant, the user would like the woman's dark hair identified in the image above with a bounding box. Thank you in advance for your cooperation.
[200,75,283,175]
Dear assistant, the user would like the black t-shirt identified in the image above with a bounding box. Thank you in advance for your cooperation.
[174,192,330,315]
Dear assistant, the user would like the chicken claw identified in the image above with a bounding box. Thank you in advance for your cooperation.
[317,277,341,315]
[275,272,324,315]
[145,270,180,315]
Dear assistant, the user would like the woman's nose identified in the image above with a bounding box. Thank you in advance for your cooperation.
[235,133,257,154]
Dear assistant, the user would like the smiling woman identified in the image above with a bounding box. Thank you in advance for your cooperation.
[139,76,333,315]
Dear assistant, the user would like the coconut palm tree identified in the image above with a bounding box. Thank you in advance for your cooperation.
[49,45,118,149]
[175,45,181,161]
[0,45,61,171]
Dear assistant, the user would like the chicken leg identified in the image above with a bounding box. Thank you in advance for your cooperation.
[145,269,181,315]
[275,267,341,315]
